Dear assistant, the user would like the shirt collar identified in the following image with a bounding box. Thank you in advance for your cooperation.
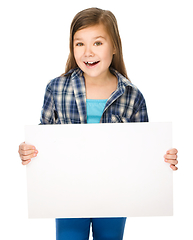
[65,68,135,123]
[65,67,133,90]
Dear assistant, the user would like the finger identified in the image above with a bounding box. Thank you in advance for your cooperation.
[22,160,31,166]
[20,152,38,161]
[170,164,178,171]
[20,149,38,156]
[167,148,178,154]
[20,142,36,151]
[165,159,178,165]
[164,154,177,160]
[19,143,38,158]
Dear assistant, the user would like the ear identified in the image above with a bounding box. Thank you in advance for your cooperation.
[113,47,116,55]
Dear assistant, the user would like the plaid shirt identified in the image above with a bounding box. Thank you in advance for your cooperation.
[40,68,148,124]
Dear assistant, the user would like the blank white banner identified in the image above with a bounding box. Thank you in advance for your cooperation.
[25,122,173,218]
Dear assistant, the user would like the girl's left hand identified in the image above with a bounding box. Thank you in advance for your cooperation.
[164,148,178,171]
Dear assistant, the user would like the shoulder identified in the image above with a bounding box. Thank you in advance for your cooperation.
[112,68,146,101]
[46,68,82,91]
[45,76,67,92]
[111,68,137,89]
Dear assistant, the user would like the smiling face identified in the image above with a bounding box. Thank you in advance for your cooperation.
[73,24,115,81]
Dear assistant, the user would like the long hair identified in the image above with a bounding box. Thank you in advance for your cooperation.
[62,8,129,80]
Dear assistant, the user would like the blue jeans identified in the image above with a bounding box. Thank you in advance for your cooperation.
[56,217,126,240]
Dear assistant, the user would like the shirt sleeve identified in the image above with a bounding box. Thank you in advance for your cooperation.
[40,81,56,124]
[130,90,149,123]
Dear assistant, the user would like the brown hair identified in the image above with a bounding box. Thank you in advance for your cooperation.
[63,7,129,80]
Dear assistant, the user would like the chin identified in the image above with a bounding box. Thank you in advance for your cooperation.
[82,67,109,80]
[84,71,105,79]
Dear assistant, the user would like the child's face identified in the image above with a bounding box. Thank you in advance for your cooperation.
[73,24,115,80]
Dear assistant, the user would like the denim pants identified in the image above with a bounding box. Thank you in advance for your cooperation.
[56,217,126,240]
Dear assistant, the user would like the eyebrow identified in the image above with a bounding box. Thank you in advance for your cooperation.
[74,36,106,41]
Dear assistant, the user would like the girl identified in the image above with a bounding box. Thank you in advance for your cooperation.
[18,7,178,240]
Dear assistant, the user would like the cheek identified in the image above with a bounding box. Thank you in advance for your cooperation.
[73,49,79,62]
[73,49,84,69]
[73,47,83,60]
[102,48,114,63]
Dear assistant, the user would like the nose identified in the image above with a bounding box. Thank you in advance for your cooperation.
[84,45,94,57]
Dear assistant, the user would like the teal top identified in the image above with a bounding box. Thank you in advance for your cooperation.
[86,99,108,124]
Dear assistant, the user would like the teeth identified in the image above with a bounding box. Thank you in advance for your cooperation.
[84,61,99,66]
[85,61,98,64]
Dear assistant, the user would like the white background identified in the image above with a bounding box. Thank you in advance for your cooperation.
[0,0,192,239]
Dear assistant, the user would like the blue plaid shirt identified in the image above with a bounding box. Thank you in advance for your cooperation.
[40,68,148,124]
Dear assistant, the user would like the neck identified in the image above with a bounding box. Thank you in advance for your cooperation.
[83,69,118,99]
[84,69,115,86]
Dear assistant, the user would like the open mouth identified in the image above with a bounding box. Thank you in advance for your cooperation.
[84,61,100,67]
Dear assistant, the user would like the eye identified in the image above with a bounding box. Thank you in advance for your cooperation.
[76,42,84,46]
[94,42,102,46]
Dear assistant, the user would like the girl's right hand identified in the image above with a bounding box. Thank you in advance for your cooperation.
[18,142,38,165]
